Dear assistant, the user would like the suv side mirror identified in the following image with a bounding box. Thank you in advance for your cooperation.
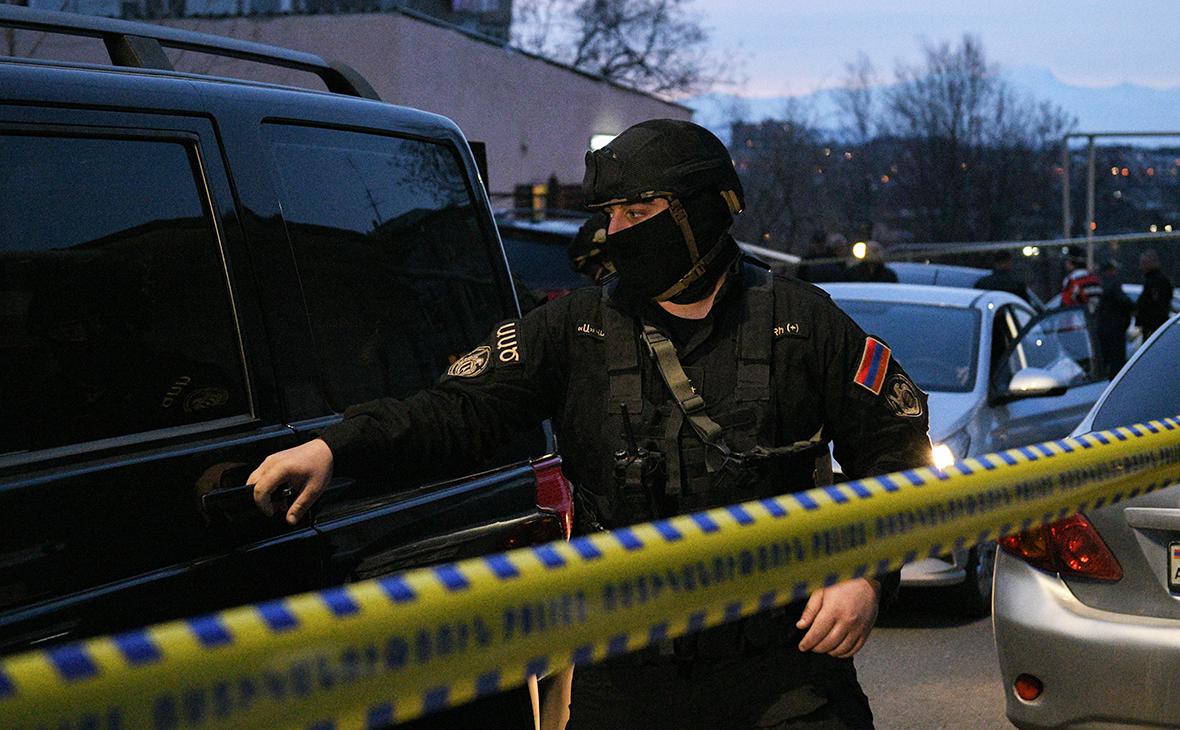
[994,367,1068,404]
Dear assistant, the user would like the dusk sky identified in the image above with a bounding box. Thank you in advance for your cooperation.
[694,2,1180,97]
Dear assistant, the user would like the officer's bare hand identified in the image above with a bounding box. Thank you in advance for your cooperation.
[795,577,881,658]
[249,439,334,525]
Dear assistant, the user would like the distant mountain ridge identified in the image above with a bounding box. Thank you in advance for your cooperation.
[688,66,1180,146]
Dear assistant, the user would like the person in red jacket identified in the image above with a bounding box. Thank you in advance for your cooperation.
[1061,246,1102,313]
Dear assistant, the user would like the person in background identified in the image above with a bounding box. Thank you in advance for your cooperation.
[1060,246,1102,313]
[1095,259,1134,378]
[797,232,850,283]
[974,249,1028,301]
[1135,249,1174,340]
[846,240,897,283]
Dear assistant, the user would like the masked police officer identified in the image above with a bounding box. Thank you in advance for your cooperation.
[251,119,932,729]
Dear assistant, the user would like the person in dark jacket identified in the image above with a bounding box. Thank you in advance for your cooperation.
[1095,260,1134,378]
[249,120,932,729]
[1136,249,1174,339]
[974,249,1028,301]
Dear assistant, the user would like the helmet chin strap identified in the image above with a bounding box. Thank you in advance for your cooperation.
[652,196,732,302]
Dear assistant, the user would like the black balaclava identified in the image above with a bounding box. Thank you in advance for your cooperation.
[606,189,739,305]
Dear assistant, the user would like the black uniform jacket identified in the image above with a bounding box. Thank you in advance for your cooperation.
[321,263,933,514]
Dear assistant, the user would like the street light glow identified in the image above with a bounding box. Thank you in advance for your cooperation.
[589,133,617,151]
[852,241,868,259]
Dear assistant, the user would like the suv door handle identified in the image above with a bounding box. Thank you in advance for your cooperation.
[201,478,354,524]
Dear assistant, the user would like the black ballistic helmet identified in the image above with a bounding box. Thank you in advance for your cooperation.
[583,119,744,302]
[583,119,744,212]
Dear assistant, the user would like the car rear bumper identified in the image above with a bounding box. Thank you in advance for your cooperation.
[993,551,1180,729]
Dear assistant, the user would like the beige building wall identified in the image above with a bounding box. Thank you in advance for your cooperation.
[12,11,691,196]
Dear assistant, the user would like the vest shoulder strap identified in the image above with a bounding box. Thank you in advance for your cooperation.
[735,264,775,401]
[601,286,643,415]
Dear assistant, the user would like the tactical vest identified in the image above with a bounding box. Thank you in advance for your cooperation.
[590,263,825,529]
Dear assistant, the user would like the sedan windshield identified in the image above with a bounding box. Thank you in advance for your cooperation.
[834,300,981,393]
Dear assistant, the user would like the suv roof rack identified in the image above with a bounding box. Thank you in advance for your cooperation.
[0,4,380,100]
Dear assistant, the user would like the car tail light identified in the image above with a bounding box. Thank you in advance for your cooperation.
[532,456,573,540]
[999,513,1123,581]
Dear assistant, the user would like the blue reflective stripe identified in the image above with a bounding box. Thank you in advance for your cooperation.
[901,470,924,487]
[999,452,1019,465]
[49,644,98,682]
[794,492,819,511]
[615,528,643,551]
[1146,422,1160,434]
[724,602,742,622]
[379,575,416,604]
[977,455,998,470]
[792,582,809,601]
[258,601,299,632]
[692,513,720,533]
[526,657,549,678]
[726,505,755,525]
[1034,443,1054,458]
[435,565,470,591]
[903,551,917,564]
[760,498,788,517]
[114,630,161,666]
[823,486,848,504]
[475,671,501,698]
[365,703,395,729]
[848,480,873,498]
[1129,424,1145,436]
[423,687,449,714]
[932,467,950,481]
[1017,446,1038,461]
[955,461,974,475]
[877,474,900,492]
[487,554,521,579]
[852,564,868,578]
[1094,496,1107,509]
[570,537,603,561]
[1056,439,1075,453]
[823,573,839,587]
[0,668,13,698]
[307,721,334,730]
[1093,432,1111,445]
[653,520,683,541]
[534,545,566,569]
[572,645,594,667]
[607,634,629,657]
[875,558,891,576]
[188,615,232,648]
[759,591,777,611]
[1113,430,1129,441]
[687,612,706,634]
[927,543,943,558]
[648,622,668,645]
[321,587,359,618]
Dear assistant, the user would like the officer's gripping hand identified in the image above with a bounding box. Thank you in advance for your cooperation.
[249,438,334,525]
[795,577,881,659]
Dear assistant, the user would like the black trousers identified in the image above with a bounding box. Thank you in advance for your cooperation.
[567,642,874,729]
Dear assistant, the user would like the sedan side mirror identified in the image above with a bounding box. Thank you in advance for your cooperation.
[993,367,1069,405]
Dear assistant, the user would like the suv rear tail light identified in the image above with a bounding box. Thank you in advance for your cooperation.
[999,513,1123,582]
[532,456,573,540]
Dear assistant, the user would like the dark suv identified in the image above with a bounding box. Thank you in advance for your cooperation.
[0,4,569,693]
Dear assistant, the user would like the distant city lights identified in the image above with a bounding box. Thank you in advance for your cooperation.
[1022,246,1041,257]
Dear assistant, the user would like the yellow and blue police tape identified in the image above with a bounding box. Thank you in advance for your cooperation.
[4,416,1180,729]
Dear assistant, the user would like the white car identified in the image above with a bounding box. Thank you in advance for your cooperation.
[822,282,1111,613]
[993,312,1180,729]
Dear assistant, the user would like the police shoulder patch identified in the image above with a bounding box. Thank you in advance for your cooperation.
[447,345,492,378]
[853,337,891,395]
[884,373,924,418]
[494,320,523,365]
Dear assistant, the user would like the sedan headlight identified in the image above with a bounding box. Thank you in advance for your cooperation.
[932,430,970,470]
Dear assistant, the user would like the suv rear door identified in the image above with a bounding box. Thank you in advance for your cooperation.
[0,107,318,653]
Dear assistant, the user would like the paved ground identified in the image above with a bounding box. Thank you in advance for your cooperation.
[856,590,1011,729]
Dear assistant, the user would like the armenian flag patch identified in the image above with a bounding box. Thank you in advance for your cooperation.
[854,337,891,395]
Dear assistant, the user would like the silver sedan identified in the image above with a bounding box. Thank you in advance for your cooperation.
[824,283,1111,614]
[993,312,1180,729]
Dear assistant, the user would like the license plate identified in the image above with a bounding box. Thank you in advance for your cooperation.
[1170,542,1180,591]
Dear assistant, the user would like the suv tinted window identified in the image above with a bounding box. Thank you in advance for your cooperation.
[1090,319,1180,432]
[0,133,248,454]
[266,124,503,410]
